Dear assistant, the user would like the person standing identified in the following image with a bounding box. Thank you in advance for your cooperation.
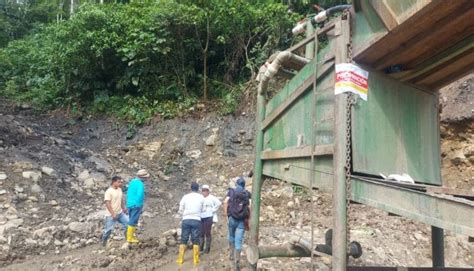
[176,182,204,265]
[101,176,128,246]
[224,177,251,271]
[200,184,221,254]
[126,169,149,244]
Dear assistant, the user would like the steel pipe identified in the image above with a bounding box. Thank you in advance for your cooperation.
[247,244,311,265]
[262,51,310,81]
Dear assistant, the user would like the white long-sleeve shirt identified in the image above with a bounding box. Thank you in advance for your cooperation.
[201,194,221,218]
[179,192,204,221]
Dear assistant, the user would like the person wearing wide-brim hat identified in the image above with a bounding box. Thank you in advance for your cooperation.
[125,169,150,243]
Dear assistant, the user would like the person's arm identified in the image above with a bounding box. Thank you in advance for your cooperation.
[223,196,230,217]
[121,196,128,214]
[104,190,116,219]
[138,182,145,205]
[212,196,222,213]
[105,200,116,219]
[178,197,184,215]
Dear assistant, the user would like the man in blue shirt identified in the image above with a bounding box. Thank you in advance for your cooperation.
[224,177,251,271]
[126,169,149,243]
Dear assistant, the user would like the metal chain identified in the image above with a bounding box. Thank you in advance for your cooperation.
[344,9,355,258]
[345,93,355,248]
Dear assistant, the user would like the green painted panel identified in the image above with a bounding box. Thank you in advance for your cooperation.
[352,71,441,185]
[262,157,334,192]
[263,68,334,151]
[263,43,335,150]
[265,59,314,116]
[263,46,334,190]
[261,45,336,188]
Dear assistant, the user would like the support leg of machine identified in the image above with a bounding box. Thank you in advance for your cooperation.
[431,226,445,268]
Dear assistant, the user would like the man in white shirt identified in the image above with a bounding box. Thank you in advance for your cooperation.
[101,176,128,246]
[200,184,221,254]
[176,182,204,265]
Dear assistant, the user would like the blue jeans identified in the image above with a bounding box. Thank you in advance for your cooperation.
[228,216,245,250]
[102,213,129,242]
[181,219,202,245]
[128,206,142,226]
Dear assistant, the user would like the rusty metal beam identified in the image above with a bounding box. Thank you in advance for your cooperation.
[261,57,334,131]
[425,186,474,199]
[351,177,474,237]
[261,144,333,160]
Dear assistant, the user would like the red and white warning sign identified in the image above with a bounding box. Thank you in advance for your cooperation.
[335,63,369,101]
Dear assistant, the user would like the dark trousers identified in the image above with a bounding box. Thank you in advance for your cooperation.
[200,217,213,252]
[181,219,201,245]
[201,217,213,239]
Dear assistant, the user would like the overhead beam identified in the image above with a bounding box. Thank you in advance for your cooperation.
[369,0,398,31]
[261,144,333,160]
[399,36,474,83]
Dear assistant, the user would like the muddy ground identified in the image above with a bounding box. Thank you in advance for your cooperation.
[0,74,473,270]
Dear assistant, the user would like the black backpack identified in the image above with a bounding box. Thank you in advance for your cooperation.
[228,188,250,219]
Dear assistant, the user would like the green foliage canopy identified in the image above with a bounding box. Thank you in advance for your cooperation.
[0,0,346,123]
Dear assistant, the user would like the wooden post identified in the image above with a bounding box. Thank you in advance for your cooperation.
[332,14,351,271]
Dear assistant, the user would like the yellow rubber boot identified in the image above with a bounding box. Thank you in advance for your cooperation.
[126,226,139,243]
[193,244,200,265]
[176,244,186,264]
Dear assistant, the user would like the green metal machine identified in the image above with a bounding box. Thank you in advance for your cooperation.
[247,1,474,270]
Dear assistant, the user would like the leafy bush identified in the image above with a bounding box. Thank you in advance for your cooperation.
[0,1,297,123]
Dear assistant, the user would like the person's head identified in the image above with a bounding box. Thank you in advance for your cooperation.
[247,170,253,178]
[191,182,199,192]
[111,176,123,188]
[201,184,210,197]
[137,169,151,180]
[236,177,245,188]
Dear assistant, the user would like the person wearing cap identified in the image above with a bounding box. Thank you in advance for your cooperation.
[199,184,221,254]
[176,182,204,265]
[223,177,251,271]
[126,169,150,243]
[101,176,128,246]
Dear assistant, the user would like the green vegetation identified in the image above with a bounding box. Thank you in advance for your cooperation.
[0,0,345,124]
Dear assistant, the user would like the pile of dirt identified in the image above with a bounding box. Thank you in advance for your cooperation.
[0,98,254,270]
[439,74,474,190]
